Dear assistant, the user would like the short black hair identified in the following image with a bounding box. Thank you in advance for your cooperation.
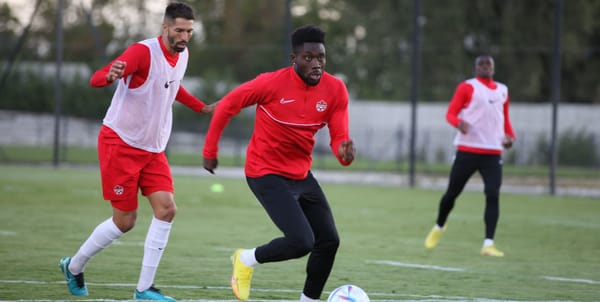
[164,2,195,22]
[291,25,325,51]
[475,54,493,64]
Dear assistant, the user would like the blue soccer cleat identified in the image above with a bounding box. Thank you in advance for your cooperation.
[59,257,88,296]
[134,285,176,301]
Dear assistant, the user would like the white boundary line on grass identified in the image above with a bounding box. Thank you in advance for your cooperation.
[112,240,144,247]
[0,279,581,302]
[369,261,600,286]
[543,276,600,285]
[367,260,466,272]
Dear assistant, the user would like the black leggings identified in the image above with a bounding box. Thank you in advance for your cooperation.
[436,151,502,239]
[246,172,339,299]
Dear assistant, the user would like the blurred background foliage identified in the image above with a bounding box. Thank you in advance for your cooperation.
[1,0,599,120]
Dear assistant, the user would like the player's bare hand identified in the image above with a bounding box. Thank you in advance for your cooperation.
[503,135,514,149]
[201,101,218,115]
[106,60,126,82]
[338,140,356,163]
[458,120,470,134]
[203,157,218,174]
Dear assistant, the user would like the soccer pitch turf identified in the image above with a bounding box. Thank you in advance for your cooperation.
[0,165,598,301]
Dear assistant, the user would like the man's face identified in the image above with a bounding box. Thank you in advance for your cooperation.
[163,18,194,53]
[475,56,495,78]
[291,42,326,86]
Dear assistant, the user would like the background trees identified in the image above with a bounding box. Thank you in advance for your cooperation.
[1,0,599,119]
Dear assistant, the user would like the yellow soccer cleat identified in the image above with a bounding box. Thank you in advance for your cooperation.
[424,225,444,249]
[230,249,254,301]
[480,244,505,257]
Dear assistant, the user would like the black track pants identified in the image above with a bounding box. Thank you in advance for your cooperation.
[436,151,502,239]
[246,172,340,299]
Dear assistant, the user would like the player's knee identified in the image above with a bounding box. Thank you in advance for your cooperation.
[112,208,137,232]
[288,236,314,258]
[318,235,340,254]
[484,188,500,201]
[155,202,177,221]
[114,217,136,233]
[330,236,341,251]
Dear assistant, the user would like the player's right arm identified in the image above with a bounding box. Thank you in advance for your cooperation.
[446,82,473,134]
[202,76,265,173]
[89,43,149,88]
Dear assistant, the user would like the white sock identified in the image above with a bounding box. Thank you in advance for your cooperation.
[69,217,124,275]
[483,238,494,247]
[136,217,172,292]
[240,248,258,267]
[300,293,319,302]
[435,224,444,230]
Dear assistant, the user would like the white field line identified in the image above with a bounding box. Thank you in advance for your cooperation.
[367,260,466,272]
[542,275,600,285]
[0,279,581,302]
[0,230,17,236]
[111,240,144,247]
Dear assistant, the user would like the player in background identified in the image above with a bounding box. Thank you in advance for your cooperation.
[202,25,355,302]
[424,54,515,257]
[59,3,214,301]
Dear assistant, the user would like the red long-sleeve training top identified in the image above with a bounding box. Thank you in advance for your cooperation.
[203,67,351,180]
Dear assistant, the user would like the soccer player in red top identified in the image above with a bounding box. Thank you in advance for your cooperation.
[59,3,214,301]
[424,55,515,257]
[202,25,355,302]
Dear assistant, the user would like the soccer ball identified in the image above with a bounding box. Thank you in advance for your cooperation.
[326,284,370,302]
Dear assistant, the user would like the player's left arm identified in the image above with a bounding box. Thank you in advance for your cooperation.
[502,94,516,149]
[176,85,213,114]
[328,84,355,166]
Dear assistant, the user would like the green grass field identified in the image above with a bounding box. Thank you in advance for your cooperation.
[1,165,599,301]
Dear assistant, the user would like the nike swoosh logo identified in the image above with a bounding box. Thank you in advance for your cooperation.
[164,80,175,88]
[280,98,296,104]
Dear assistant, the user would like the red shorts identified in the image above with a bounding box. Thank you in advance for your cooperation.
[97,126,173,211]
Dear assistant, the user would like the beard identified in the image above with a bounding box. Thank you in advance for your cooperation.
[168,35,187,53]
[294,64,321,86]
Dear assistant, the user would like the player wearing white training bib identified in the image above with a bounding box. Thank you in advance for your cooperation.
[453,78,509,151]
[58,3,215,301]
[425,55,515,257]
[103,38,188,152]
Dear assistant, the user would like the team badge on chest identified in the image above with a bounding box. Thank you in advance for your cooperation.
[316,100,327,112]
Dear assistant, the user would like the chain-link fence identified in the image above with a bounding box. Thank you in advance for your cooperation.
[2,101,599,169]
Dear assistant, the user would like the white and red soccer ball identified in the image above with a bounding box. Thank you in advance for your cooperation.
[327,284,370,302]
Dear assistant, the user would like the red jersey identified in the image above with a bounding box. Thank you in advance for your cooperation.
[203,67,351,180]
[89,36,205,113]
[446,77,515,155]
